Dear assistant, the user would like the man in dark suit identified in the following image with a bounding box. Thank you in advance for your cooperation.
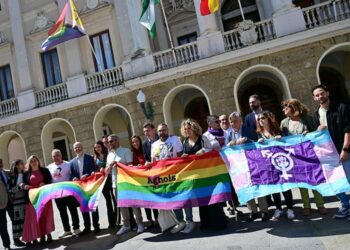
[70,142,100,235]
[243,94,263,131]
[226,112,258,145]
[0,159,11,250]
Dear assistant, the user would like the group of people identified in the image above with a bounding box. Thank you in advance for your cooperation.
[1,84,350,250]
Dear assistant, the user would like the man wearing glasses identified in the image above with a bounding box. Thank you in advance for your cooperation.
[106,134,144,236]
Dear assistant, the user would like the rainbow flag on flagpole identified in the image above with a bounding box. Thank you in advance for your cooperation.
[41,0,86,51]
[117,151,232,209]
[29,173,106,220]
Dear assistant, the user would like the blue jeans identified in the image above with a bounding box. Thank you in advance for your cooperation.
[174,208,193,222]
[337,159,350,208]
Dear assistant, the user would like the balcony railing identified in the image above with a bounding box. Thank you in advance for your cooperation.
[0,98,19,118]
[153,41,199,71]
[223,18,275,52]
[86,66,124,93]
[303,0,350,29]
[35,83,69,107]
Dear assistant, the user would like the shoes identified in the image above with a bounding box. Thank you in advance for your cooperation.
[108,224,117,229]
[4,247,10,250]
[46,234,53,243]
[94,227,101,233]
[13,239,25,246]
[261,212,270,222]
[287,209,295,220]
[137,223,144,234]
[246,212,259,222]
[183,221,195,234]
[79,228,91,236]
[318,206,328,215]
[302,208,311,216]
[39,236,46,245]
[334,207,350,219]
[117,226,131,236]
[73,229,81,236]
[272,209,283,220]
[170,221,186,233]
[58,231,72,238]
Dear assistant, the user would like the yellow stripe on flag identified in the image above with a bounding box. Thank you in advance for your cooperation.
[208,0,220,13]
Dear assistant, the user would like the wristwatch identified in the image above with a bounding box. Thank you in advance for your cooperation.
[342,147,350,153]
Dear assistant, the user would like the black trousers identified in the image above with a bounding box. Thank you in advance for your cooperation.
[102,175,117,227]
[272,190,293,210]
[145,208,159,221]
[55,196,80,232]
[0,201,11,248]
[82,208,99,230]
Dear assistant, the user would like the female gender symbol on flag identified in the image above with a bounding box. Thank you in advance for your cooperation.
[261,148,295,180]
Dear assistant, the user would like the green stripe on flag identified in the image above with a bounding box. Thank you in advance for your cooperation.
[140,0,159,39]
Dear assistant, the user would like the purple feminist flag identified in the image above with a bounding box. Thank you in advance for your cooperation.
[245,141,326,185]
[220,130,350,204]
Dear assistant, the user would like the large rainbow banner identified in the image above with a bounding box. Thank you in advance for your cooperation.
[29,172,105,219]
[117,151,232,209]
[220,130,350,204]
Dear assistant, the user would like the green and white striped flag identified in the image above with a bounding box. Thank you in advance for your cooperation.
[139,0,160,39]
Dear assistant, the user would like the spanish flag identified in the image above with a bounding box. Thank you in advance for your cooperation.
[200,0,220,16]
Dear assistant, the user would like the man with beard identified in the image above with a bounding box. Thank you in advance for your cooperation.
[244,94,263,131]
[312,84,350,219]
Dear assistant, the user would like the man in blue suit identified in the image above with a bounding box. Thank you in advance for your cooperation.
[70,142,100,235]
[225,112,258,145]
[243,94,263,132]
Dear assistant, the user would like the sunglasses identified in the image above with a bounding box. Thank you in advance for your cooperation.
[258,117,266,121]
[108,140,115,143]
[214,120,220,123]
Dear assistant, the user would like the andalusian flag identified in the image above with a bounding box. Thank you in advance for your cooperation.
[140,0,160,39]
[41,0,86,51]
[200,0,220,16]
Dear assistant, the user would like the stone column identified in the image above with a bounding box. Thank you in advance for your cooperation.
[193,0,225,58]
[270,0,306,37]
[8,0,36,112]
[114,0,155,80]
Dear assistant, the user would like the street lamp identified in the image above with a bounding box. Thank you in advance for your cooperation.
[136,89,154,121]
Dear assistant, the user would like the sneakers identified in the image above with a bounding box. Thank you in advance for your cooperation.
[246,212,259,222]
[170,221,186,233]
[334,207,350,218]
[272,209,283,220]
[183,221,195,234]
[117,225,131,236]
[73,229,81,236]
[136,223,144,234]
[318,206,328,215]
[302,208,311,216]
[287,209,295,220]
[261,212,270,222]
[58,231,72,238]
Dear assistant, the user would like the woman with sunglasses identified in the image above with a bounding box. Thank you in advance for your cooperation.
[257,111,295,220]
[280,99,328,216]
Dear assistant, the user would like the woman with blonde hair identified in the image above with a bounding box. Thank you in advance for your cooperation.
[21,155,54,245]
[280,98,328,216]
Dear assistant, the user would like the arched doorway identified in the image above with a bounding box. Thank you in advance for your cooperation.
[0,131,27,170]
[234,65,291,122]
[41,119,76,166]
[93,104,134,147]
[163,84,212,134]
[318,44,350,104]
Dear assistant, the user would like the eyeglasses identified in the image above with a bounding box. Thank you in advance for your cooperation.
[108,140,115,143]
[258,117,266,121]
[282,105,291,110]
[214,120,220,123]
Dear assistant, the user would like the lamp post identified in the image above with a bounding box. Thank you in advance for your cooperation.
[136,89,154,121]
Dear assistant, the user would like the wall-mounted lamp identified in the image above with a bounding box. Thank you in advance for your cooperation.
[136,89,154,121]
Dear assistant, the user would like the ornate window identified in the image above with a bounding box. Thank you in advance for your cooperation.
[0,65,14,101]
[41,49,63,87]
[90,30,115,72]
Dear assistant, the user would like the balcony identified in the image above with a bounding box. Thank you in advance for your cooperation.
[1,0,350,118]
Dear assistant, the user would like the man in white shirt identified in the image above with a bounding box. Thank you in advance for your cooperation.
[47,149,80,238]
[106,134,144,236]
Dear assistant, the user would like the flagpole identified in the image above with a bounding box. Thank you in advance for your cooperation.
[159,0,178,66]
[86,36,109,84]
[237,0,245,20]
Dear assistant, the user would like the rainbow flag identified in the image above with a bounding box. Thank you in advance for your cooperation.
[220,130,350,204]
[117,151,232,209]
[41,0,86,51]
[29,173,105,219]
[200,0,220,16]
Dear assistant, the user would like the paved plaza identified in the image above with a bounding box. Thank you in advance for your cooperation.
[5,189,350,250]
